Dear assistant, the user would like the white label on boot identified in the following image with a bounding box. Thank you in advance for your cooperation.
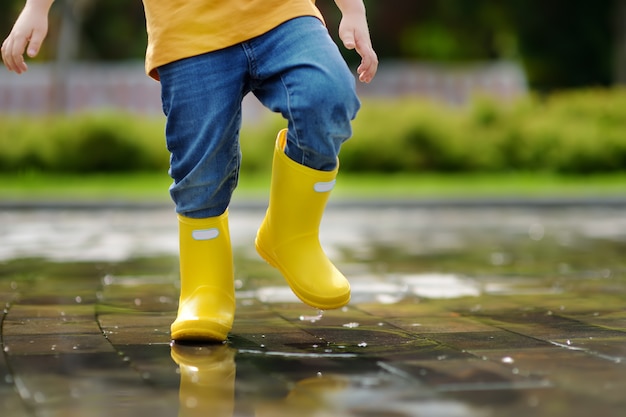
[314,179,336,193]
[192,228,219,241]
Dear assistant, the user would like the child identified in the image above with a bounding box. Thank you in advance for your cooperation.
[2,0,378,342]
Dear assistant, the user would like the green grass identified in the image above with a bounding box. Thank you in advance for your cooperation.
[0,171,624,203]
[333,172,626,199]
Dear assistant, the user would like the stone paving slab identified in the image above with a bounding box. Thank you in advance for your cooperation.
[1,205,625,416]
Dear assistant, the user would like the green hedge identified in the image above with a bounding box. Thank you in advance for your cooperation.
[341,88,626,173]
[0,112,168,173]
[1,88,625,174]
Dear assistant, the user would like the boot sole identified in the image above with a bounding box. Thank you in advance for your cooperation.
[171,321,230,342]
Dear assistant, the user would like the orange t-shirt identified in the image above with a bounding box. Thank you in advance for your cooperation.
[142,0,323,80]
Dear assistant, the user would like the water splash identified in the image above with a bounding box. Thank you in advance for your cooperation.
[299,310,324,323]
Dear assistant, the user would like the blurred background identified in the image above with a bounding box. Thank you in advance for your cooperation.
[0,0,625,188]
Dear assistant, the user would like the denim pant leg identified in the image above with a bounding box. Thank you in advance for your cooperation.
[157,47,248,219]
[249,16,361,171]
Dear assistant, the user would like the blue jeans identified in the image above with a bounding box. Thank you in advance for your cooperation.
[157,16,361,218]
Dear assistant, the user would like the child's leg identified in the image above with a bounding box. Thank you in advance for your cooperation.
[251,16,361,171]
[158,47,250,219]
[157,48,249,341]
[250,16,361,309]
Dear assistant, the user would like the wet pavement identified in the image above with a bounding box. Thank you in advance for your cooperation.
[1,201,625,416]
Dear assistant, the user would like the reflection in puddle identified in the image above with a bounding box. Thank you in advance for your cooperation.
[172,344,236,417]
[171,342,483,417]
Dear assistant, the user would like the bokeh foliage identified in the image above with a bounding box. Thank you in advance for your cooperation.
[2,89,625,174]
[0,0,623,90]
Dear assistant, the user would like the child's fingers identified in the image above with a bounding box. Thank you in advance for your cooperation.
[354,40,378,83]
[339,27,356,50]
[26,28,45,57]
[357,61,375,83]
[2,33,30,73]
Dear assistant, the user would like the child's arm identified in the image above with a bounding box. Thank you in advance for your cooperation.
[334,0,378,83]
[1,0,55,74]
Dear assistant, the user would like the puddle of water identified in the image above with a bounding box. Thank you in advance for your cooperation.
[1,206,625,416]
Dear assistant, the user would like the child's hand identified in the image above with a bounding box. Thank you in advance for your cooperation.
[336,4,378,83]
[1,1,53,74]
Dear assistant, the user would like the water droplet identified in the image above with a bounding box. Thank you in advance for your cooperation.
[490,252,507,266]
[261,334,266,338]
[3,346,9,353]
[70,387,81,399]
[75,296,82,304]
[33,392,46,403]
[134,298,142,306]
[260,344,265,348]
[529,223,545,241]
[342,322,359,328]
[437,355,447,361]
[317,372,323,377]
[358,342,368,348]
[312,344,319,348]
[185,397,198,408]
[501,356,515,364]
[378,322,385,327]
[299,313,323,323]
[566,340,571,345]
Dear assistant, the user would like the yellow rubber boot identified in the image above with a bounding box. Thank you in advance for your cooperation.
[171,211,234,341]
[255,129,350,310]
[171,343,236,417]
[255,375,349,417]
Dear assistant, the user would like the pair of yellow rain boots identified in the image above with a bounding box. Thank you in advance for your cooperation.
[170,129,350,342]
